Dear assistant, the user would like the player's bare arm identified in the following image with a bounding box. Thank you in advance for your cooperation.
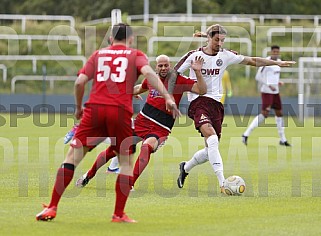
[190,56,207,95]
[74,73,89,120]
[133,84,148,95]
[240,56,296,67]
[268,85,277,91]
[167,69,178,95]
[133,84,148,100]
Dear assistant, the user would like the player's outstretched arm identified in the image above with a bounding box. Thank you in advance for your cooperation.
[167,69,178,95]
[240,56,296,67]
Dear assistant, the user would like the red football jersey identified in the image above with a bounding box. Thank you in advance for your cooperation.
[79,44,149,113]
[142,74,195,114]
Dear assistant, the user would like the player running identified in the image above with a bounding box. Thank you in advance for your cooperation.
[36,24,179,223]
[74,54,206,189]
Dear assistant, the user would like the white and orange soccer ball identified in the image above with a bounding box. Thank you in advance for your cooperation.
[223,175,246,196]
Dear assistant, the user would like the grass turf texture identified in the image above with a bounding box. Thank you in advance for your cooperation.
[1,114,321,235]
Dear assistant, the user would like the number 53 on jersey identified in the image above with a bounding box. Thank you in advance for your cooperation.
[97,56,129,83]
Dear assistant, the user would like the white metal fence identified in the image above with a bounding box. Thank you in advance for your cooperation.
[11,75,77,93]
[0,34,82,54]
[298,57,321,121]
[0,14,75,33]
[0,55,86,73]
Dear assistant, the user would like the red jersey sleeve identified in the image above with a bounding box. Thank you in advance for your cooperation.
[77,67,85,76]
[135,50,149,73]
[141,78,148,90]
[173,74,195,94]
[77,50,98,79]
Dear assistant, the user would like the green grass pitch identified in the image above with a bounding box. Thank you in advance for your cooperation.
[1,113,321,235]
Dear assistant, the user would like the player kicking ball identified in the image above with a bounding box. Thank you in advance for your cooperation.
[170,24,295,192]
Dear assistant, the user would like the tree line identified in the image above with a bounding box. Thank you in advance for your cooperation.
[1,0,321,21]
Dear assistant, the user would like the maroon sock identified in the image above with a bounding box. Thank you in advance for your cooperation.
[133,143,153,185]
[87,147,115,179]
[114,174,133,217]
[48,164,74,208]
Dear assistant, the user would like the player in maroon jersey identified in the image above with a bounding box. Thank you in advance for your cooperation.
[36,23,180,223]
[75,54,207,190]
[242,45,291,147]
[171,25,295,193]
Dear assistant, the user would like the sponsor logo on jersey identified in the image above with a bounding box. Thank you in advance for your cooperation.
[216,59,223,66]
[201,68,220,75]
[150,89,162,98]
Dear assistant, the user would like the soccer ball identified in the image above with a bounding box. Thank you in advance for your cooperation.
[223,175,246,196]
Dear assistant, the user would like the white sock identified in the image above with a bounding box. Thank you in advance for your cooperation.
[184,147,208,172]
[206,135,225,187]
[243,113,265,137]
[275,116,287,142]
[108,156,119,170]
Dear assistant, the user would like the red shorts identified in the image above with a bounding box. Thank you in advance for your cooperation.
[188,96,224,139]
[134,113,170,149]
[261,93,282,111]
[71,104,134,155]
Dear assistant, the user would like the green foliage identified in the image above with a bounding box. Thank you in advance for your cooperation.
[1,7,320,95]
[2,0,321,20]
[0,18,315,96]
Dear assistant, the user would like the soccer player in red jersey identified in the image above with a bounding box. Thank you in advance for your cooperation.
[36,23,179,223]
[75,54,207,189]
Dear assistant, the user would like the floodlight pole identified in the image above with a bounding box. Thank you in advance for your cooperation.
[187,0,192,17]
[144,0,149,24]
[111,9,122,26]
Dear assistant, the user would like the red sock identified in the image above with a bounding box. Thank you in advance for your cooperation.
[114,174,133,217]
[87,147,115,179]
[133,143,153,185]
[48,164,74,208]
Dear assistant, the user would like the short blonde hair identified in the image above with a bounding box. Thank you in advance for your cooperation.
[156,54,170,63]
